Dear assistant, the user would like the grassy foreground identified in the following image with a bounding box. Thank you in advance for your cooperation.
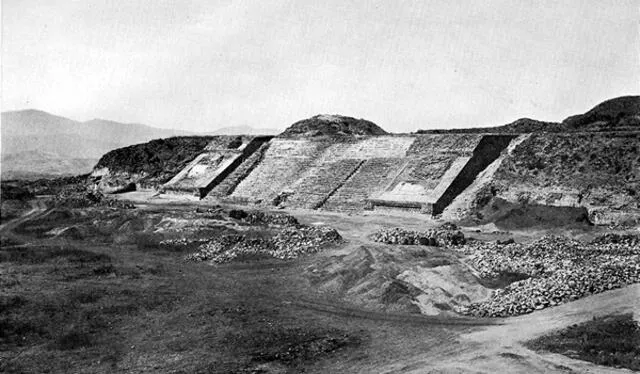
[527,313,640,371]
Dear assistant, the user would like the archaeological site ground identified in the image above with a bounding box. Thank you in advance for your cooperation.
[1,96,639,373]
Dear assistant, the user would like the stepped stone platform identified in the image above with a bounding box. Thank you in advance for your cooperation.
[206,142,270,198]
[165,132,517,216]
[230,139,333,203]
[163,136,271,198]
[285,159,364,209]
[322,158,405,212]
[368,135,516,214]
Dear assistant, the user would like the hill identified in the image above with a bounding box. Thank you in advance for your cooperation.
[417,96,640,134]
[1,110,192,179]
[279,114,387,138]
[417,118,560,134]
[92,136,216,191]
[561,95,640,131]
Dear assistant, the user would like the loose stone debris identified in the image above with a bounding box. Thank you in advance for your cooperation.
[184,225,342,263]
[228,209,300,226]
[454,235,640,317]
[372,224,466,247]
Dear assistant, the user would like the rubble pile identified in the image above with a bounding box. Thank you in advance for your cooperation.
[455,236,640,317]
[591,233,640,246]
[53,186,135,209]
[159,238,210,246]
[228,209,300,226]
[372,226,466,247]
[185,226,342,263]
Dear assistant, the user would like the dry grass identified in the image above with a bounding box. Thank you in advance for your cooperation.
[527,314,640,371]
[0,206,369,374]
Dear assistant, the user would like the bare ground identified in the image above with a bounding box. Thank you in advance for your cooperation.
[1,192,638,373]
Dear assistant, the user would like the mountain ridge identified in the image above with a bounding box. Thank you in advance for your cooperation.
[0,109,277,179]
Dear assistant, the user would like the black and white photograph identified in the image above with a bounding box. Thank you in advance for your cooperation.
[1,1,639,373]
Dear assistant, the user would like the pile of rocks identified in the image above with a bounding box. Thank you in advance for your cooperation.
[185,226,342,264]
[454,236,640,317]
[372,225,466,247]
[271,226,342,259]
[228,209,299,226]
[159,238,209,247]
[591,233,640,246]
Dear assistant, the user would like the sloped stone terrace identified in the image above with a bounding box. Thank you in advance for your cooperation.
[323,158,404,212]
[231,140,330,203]
[285,159,363,209]
[406,134,482,157]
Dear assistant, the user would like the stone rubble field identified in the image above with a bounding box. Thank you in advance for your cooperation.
[453,234,640,317]
[182,225,342,264]
[227,208,300,226]
[371,224,466,247]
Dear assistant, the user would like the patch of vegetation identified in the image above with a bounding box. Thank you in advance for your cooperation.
[0,246,112,264]
[223,323,362,371]
[55,329,94,350]
[496,133,640,207]
[9,174,90,196]
[0,236,23,247]
[1,183,34,200]
[526,314,640,371]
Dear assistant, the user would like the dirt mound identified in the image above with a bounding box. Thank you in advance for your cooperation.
[307,246,489,316]
[279,114,387,138]
[469,197,592,230]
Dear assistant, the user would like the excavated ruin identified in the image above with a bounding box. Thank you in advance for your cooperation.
[91,96,640,226]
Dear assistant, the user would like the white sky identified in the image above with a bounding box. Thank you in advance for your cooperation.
[2,0,639,132]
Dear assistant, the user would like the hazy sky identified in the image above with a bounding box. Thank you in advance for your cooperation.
[2,0,639,132]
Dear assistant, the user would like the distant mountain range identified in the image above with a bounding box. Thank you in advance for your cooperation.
[0,109,280,180]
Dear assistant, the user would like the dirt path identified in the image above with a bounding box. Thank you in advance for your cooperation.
[285,206,640,373]
[374,284,640,373]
